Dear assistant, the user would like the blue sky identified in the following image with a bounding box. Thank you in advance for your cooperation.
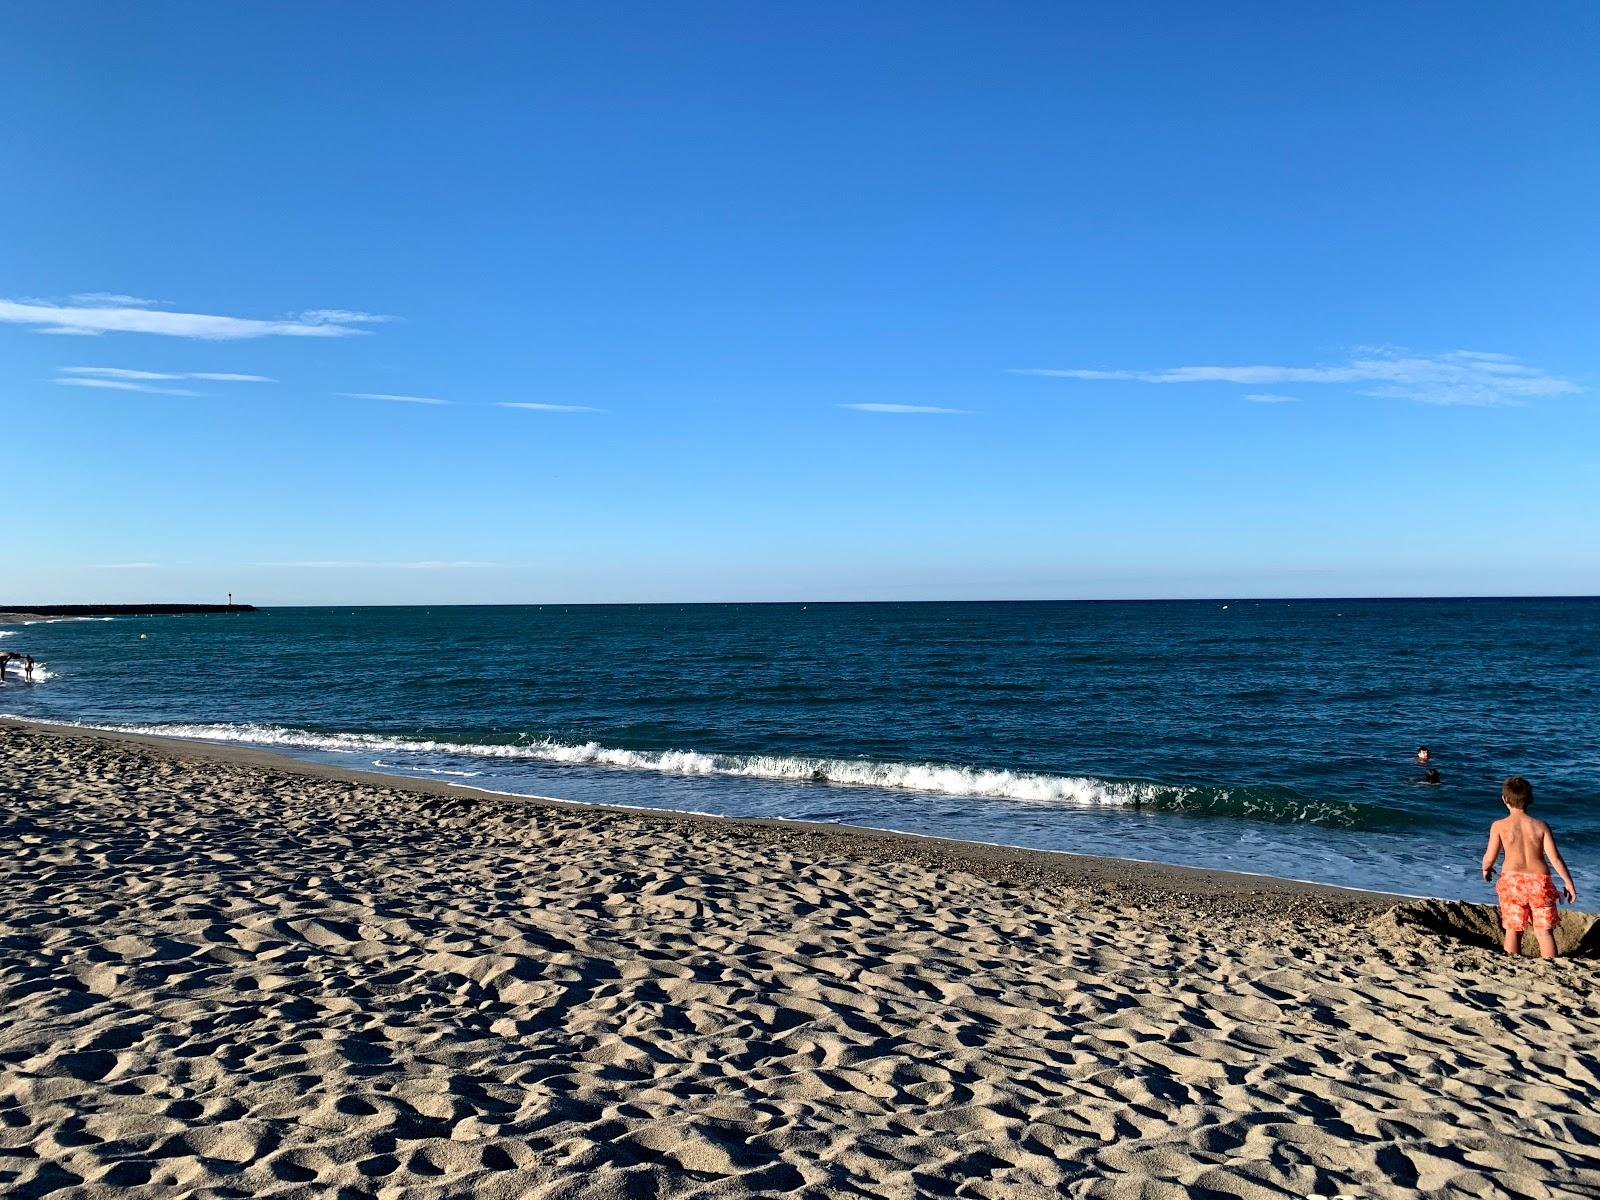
[4,3,1596,603]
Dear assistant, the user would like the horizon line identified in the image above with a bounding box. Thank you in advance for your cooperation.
[8,593,1598,610]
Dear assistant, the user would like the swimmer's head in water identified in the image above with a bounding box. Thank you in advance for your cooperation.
[1416,746,1431,762]
[1502,775,1533,810]
[1424,768,1441,784]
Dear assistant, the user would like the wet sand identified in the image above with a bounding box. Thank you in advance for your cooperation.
[2,718,1597,1198]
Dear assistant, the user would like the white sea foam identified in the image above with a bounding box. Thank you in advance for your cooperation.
[82,720,1170,808]
[372,759,482,779]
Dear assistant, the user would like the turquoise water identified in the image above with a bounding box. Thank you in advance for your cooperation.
[4,599,1596,900]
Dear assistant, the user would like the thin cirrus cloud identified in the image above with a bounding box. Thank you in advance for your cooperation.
[338,392,451,406]
[1,295,392,339]
[838,403,968,414]
[54,366,273,397]
[1245,393,1299,404]
[92,562,160,569]
[69,293,164,308]
[55,378,204,397]
[1011,349,1580,407]
[498,402,605,413]
[62,366,274,382]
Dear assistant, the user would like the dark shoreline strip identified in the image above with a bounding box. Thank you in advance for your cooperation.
[0,604,256,618]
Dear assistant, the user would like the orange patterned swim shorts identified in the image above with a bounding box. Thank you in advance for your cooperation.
[1496,871,1559,932]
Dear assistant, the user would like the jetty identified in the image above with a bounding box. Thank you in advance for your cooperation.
[0,604,257,621]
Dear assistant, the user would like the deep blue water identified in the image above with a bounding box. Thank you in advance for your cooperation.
[4,599,1596,900]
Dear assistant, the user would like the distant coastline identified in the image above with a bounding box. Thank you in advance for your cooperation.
[0,603,256,623]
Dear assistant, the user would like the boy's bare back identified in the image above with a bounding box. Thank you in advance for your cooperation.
[1487,811,1558,876]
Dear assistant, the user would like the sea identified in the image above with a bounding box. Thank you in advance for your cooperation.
[3,599,1596,901]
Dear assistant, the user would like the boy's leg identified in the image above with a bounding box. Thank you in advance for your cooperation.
[1533,902,1560,960]
[1500,902,1528,954]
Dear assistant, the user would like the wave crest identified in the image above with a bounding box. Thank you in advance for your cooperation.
[78,720,1383,827]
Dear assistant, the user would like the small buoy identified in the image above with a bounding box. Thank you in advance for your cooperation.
[139,633,148,640]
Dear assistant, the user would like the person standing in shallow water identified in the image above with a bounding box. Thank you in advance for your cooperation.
[1482,776,1577,959]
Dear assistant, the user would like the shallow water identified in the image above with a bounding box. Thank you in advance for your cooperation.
[4,599,1596,899]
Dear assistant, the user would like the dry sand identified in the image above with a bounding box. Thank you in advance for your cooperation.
[2,719,1597,1199]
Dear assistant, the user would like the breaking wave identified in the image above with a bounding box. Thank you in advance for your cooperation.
[81,720,1396,827]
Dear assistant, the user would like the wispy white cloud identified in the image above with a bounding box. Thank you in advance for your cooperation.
[1244,393,1298,404]
[62,366,275,383]
[337,392,451,406]
[257,560,507,569]
[839,403,968,414]
[93,562,160,569]
[63,367,182,380]
[1011,349,1580,407]
[70,293,164,308]
[300,309,395,326]
[55,377,203,397]
[498,402,605,413]
[1,296,391,339]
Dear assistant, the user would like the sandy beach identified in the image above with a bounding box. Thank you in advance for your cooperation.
[2,719,1597,1199]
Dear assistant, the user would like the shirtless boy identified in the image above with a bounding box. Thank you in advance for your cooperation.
[1482,776,1578,959]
